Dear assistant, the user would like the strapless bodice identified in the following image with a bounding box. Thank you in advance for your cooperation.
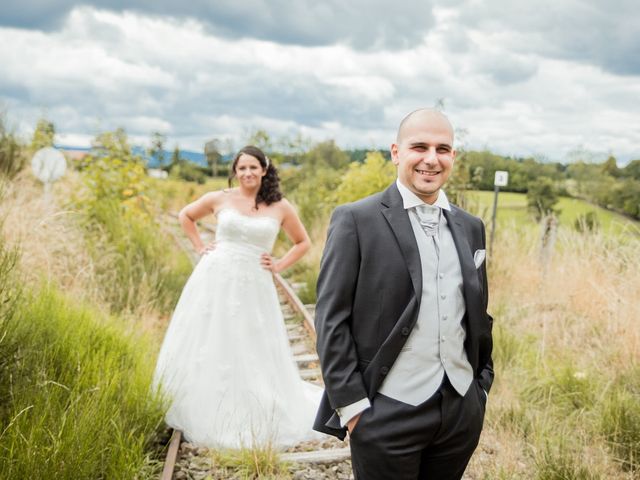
[214,208,280,253]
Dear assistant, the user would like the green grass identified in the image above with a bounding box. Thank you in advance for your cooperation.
[149,176,230,214]
[600,368,640,472]
[467,190,639,236]
[210,445,291,479]
[534,439,602,480]
[0,237,166,479]
[83,198,193,315]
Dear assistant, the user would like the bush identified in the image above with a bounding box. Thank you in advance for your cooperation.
[526,177,560,220]
[334,151,395,205]
[0,237,165,479]
[284,166,343,230]
[0,113,25,179]
[600,368,640,472]
[82,198,192,314]
[169,160,209,184]
[74,129,192,315]
[534,439,600,480]
[0,235,21,421]
[574,211,600,233]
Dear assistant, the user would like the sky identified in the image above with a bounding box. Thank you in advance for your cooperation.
[0,0,639,163]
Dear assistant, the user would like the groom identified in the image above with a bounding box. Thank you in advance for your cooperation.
[313,109,494,479]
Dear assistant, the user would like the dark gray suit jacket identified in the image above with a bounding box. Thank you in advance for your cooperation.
[313,183,494,439]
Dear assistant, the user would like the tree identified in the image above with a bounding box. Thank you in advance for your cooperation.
[526,177,560,220]
[91,128,135,161]
[204,139,222,176]
[621,159,640,180]
[80,128,147,208]
[301,140,350,170]
[601,155,620,178]
[574,211,600,233]
[148,132,167,168]
[0,111,24,178]
[246,129,272,153]
[30,117,55,151]
[445,150,471,208]
[170,145,182,168]
[335,152,396,204]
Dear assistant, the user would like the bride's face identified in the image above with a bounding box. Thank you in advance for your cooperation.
[235,154,266,189]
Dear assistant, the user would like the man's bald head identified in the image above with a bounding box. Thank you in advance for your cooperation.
[396,108,455,144]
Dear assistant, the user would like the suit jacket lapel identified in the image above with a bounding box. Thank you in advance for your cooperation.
[380,184,422,301]
[443,207,482,314]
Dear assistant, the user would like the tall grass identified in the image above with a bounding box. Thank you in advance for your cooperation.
[211,444,291,479]
[0,256,165,478]
[83,198,192,315]
[476,221,640,478]
[0,173,102,306]
[0,111,26,179]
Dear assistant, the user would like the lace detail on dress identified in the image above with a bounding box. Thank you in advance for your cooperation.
[152,206,323,449]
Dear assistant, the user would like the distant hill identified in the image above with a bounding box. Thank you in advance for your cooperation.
[55,145,229,168]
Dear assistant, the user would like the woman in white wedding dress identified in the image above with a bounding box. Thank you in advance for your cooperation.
[153,145,323,449]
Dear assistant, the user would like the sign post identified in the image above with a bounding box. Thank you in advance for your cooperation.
[490,170,509,256]
[31,147,67,201]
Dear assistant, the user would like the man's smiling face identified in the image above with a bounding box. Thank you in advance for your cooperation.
[391,110,456,205]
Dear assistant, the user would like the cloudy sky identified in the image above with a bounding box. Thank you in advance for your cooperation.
[1,0,638,162]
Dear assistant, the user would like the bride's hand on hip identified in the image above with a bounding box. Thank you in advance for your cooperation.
[261,253,280,273]
[198,241,217,256]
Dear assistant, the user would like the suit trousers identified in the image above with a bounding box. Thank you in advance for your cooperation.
[349,376,486,480]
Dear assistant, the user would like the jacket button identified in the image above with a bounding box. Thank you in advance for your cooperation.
[380,366,389,376]
[401,327,410,336]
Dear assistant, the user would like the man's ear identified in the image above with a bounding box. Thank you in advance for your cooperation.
[390,143,399,165]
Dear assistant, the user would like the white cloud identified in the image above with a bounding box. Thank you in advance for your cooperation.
[0,2,638,162]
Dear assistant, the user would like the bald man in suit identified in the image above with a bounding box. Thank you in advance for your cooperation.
[313,109,493,479]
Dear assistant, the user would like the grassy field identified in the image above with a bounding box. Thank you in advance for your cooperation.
[469,217,640,479]
[0,280,166,479]
[2,167,637,479]
[149,177,229,213]
[0,172,196,478]
[467,190,639,237]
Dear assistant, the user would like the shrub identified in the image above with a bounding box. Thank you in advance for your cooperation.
[0,236,165,479]
[534,439,600,480]
[526,177,560,220]
[600,368,640,472]
[0,113,25,179]
[169,160,209,184]
[74,129,192,315]
[334,151,395,205]
[574,211,600,233]
[82,198,192,314]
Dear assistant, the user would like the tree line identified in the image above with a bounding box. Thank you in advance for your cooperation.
[2,114,639,222]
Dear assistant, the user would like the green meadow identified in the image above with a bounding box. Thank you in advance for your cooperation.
[467,190,639,236]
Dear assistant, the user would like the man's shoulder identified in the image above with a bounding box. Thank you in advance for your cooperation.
[450,203,484,227]
[331,192,388,226]
[337,190,386,212]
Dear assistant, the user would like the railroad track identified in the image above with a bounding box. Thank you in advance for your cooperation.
[158,213,351,480]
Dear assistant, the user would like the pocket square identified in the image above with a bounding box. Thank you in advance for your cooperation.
[473,249,486,269]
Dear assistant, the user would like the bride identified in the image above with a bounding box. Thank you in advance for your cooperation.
[153,145,323,449]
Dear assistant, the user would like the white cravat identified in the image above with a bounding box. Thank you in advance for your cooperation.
[335,183,473,425]
[414,204,440,237]
[378,181,473,406]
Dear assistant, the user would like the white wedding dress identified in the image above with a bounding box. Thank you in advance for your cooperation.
[153,208,323,449]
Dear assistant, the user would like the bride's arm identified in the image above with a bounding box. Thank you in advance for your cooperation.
[264,199,310,273]
[178,192,220,255]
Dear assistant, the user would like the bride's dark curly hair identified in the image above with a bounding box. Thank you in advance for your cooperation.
[228,145,283,208]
